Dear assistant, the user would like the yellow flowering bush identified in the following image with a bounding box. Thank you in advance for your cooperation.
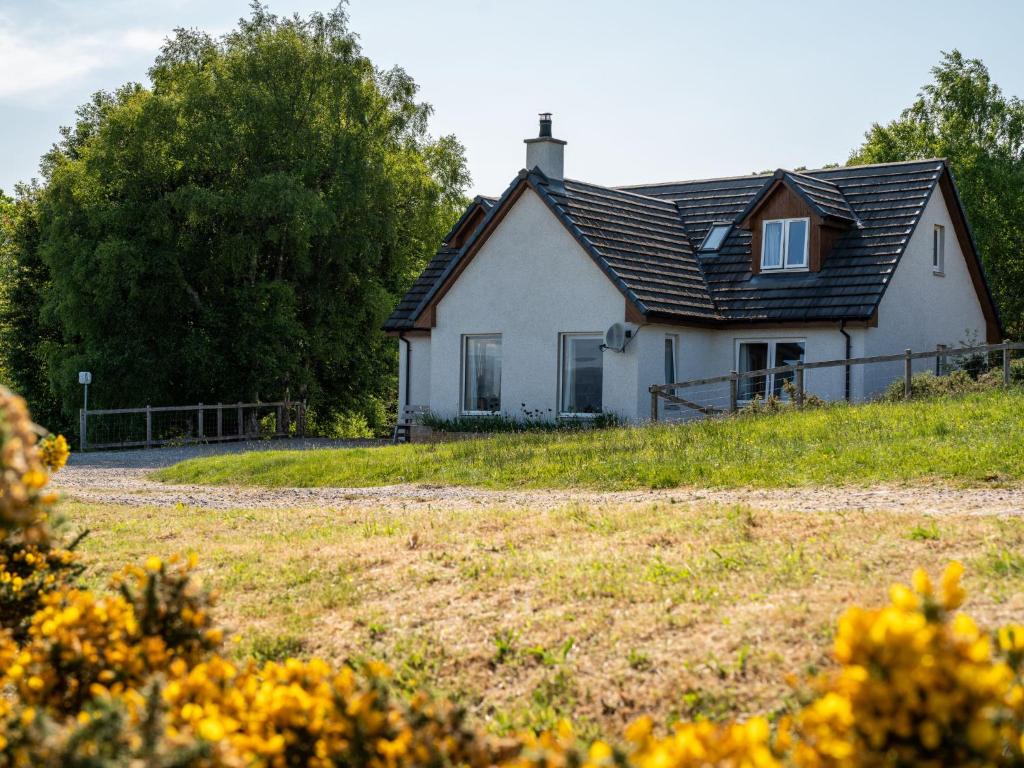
[37,434,69,473]
[0,389,79,640]
[2,385,1024,766]
[793,562,1024,767]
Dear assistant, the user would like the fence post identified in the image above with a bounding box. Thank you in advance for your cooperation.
[197,403,204,440]
[79,409,87,452]
[1004,339,1012,387]
[728,371,739,414]
[904,348,913,400]
[795,363,804,409]
[936,344,948,376]
[298,402,306,438]
[237,403,244,438]
[649,386,659,422]
[145,406,152,449]
[216,404,223,439]
[276,404,283,436]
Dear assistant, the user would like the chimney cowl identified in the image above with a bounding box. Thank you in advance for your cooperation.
[524,112,566,180]
[538,112,552,138]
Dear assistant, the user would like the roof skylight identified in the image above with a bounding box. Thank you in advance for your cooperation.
[700,224,731,252]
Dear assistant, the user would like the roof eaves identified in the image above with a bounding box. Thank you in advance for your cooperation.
[406,170,531,325]
[937,160,1003,335]
[851,162,946,322]
[526,171,655,317]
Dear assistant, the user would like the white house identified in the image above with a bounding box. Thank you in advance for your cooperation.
[384,114,1001,423]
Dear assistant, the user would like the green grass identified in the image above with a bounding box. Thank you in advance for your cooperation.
[155,390,1024,490]
[68,497,1024,733]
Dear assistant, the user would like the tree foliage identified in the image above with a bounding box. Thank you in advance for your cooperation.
[5,3,468,430]
[0,184,65,433]
[849,50,1024,338]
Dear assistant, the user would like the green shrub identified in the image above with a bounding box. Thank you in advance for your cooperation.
[882,369,982,401]
[420,411,623,433]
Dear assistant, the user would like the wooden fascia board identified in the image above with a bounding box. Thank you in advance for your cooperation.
[527,178,652,320]
[739,179,825,230]
[412,175,653,330]
[412,181,529,329]
[936,169,1003,342]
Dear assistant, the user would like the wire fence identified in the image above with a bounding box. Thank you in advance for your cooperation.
[650,340,1022,422]
[80,400,306,451]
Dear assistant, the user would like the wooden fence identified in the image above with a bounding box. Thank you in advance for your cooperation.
[79,400,306,451]
[649,340,1023,421]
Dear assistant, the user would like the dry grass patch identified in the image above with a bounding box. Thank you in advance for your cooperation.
[66,499,1024,737]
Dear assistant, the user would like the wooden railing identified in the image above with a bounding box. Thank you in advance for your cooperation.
[649,340,1023,421]
[79,400,306,451]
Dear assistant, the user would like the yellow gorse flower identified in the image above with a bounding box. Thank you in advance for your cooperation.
[2,388,1024,766]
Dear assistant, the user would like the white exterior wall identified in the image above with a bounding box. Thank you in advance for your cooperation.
[428,189,641,420]
[397,335,431,414]
[645,324,857,419]
[861,189,988,396]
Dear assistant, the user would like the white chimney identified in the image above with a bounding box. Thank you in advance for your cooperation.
[524,113,566,180]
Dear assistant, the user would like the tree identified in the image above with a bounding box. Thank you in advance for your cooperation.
[27,3,468,430]
[849,50,1024,338]
[0,185,66,433]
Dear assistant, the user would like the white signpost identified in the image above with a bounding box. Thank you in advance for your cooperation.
[79,372,92,451]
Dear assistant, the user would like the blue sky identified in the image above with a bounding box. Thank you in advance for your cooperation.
[2,0,1023,197]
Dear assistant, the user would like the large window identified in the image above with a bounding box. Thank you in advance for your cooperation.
[462,335,501,413]
[560,334,603,415]
[761,218,809,270]
[933,224,945,275]
[737,339,805,401]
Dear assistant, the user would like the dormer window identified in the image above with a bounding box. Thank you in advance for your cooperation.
[699,224,732,253]
[761,218,809,270]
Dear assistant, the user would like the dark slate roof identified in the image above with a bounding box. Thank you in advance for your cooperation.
[624,159,945,322]
[782,171,858,223]
[383,196,495,332]
[387,159,960,330]
[536,179,718,319]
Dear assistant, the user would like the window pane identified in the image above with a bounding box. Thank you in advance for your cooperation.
[785,219,807,267]
[562,336,603,414]
[463,336,501,412]
[772,341,805,398]
[664,337,676,384]
[738,342,768,400]
[762,222,783,268]
[701,225,731,252]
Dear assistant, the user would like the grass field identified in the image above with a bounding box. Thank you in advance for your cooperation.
[156,390,1024,490]
[68,497,1024,737]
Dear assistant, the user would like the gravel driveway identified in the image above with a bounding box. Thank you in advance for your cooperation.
[51,440,1024,515]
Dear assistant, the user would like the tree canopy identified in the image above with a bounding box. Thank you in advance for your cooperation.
[4,4,468,432]
[849,50,1024,338]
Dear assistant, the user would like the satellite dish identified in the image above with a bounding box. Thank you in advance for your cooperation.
[604,323,632,352]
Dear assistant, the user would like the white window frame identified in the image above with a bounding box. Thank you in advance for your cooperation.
[761,217,810,271]
[664,334,679,384]
[734,337,806,402]
[663,334,681,412]
[460,333,502,415]
[558,332,604,418]
[933,224,945,275]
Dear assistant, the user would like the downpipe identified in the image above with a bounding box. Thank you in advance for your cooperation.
[394,333,411,443]
[838,321,851,401]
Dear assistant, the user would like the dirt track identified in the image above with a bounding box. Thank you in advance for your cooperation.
[52,441,1024,515]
